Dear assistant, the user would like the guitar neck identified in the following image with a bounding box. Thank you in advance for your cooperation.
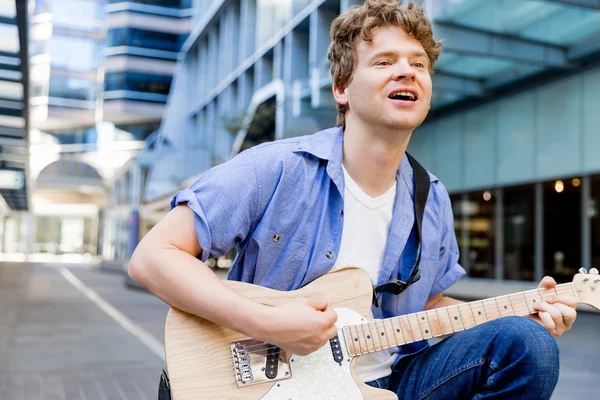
[341,282,578,357]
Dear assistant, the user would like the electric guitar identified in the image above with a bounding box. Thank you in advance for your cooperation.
[163,268,600,399]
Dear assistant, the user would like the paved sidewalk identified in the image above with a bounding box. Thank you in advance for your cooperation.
[0,262,168,400]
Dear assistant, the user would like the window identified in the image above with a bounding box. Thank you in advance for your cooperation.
[52,0,105,30]
[107,28,185,52]
[48,76,96,101]
[452,190,496,278]
[105,72,172,95]
[503,184,535,281]
[49,35,100,71]
[543,178,581,283]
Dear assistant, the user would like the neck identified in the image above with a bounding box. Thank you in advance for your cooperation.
[342,118,412,198]
[342,282,578,357]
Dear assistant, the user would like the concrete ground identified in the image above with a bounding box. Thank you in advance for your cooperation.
[0,262,597,399]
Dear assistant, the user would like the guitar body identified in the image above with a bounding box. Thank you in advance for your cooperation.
[164,268,396,399]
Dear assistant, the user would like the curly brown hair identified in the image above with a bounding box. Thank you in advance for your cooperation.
[328,0,442,126]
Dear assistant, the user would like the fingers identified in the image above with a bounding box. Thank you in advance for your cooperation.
[547,295,578,309]
[326,324,338,340]
[306,295,329,311]
[538,276,557,289]
[534,300,576,336]
[552,303,577,330]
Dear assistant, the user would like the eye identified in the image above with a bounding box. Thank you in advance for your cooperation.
[376,60,391,66]
[413,62,426,68]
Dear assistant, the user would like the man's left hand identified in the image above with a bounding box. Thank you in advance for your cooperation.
[528,276,577,336]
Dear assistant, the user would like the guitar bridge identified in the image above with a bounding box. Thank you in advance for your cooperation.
[230,339,292,387]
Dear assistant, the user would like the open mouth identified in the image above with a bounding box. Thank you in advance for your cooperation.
[388,91,417,102]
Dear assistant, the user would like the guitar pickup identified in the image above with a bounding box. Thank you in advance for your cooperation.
[329,335,344,363]
[265,345,280,379]
[230,339,291,387]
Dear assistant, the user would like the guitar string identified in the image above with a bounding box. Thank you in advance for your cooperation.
[213,306,542,362]
[202,286,573,363]
[211,290,569,360]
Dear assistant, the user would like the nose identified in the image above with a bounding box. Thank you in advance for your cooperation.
[392,59,415,80]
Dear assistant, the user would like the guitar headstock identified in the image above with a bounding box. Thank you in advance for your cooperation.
[572,268,600,311]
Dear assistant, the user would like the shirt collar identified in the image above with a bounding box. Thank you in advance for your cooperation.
[293,125,439,193]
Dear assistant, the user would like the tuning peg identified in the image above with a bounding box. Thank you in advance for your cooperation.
[579,267,588,274]
[590,268,599,275]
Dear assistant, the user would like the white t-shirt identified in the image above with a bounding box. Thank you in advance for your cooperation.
[330,166,398,383]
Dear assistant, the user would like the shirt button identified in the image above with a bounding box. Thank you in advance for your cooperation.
[273,234,280,242]
[340,210,344,216]
[326,251,333,259]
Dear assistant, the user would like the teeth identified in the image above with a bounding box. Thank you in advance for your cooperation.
[391,91,415,100]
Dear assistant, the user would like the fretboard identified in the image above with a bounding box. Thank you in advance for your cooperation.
[342,282,578,357]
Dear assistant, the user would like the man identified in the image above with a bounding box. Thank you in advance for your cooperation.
[129,0,577,398]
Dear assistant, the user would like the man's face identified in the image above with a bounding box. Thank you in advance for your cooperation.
[335,25,433,133]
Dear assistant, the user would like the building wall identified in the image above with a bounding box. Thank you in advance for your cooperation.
[410,66,600,192]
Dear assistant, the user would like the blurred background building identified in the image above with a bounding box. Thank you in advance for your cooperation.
[0,0,192,262]
[3,0,600,287]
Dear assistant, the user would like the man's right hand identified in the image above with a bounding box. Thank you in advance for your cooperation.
[252,296,338,356]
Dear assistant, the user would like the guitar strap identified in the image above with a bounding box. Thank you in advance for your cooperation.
[372,153,430,307]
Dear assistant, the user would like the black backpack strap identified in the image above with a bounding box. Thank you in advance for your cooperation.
[373,153,431,306]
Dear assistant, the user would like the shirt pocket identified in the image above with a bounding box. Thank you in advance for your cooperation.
[253,228,309,290]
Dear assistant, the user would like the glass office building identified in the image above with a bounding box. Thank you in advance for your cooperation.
[123,0,600,283]
[3,0,192,259]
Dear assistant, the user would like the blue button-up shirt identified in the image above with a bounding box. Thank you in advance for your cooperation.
[171,126,465,359]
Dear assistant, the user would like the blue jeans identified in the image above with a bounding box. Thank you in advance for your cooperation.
[366,316,559,399]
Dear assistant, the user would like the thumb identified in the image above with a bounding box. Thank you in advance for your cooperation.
[538,276,556,289]
[306,295,329,311]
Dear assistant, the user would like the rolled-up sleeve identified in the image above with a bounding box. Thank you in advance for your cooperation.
[170,148,259,262]
[429,186,466,297]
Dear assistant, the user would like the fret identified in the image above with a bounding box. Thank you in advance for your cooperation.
[447,305,465,332]
[482,299,501,321]
[537,287,555,302]
[374,320,390,349]
[382,319,398,347]
[436,308,455,335]
[416,312,432,338]
[428,310,444,337]
[367,322,383,351]
[523,290,543,313]
[359,323,376,353]
[389,317,406,346]
[458,304,476,329]
[469,302,488,325]
[350,325,367,355]
[399,316,414,343]
[496,295,515,317]
[508,293,529,316]
[407,314,423,341]
[342,327,357,356]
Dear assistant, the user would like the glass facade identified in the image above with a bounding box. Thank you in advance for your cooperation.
[105,72,172,95]
[51,0,105,30]
[452,190,496,278]
[49,35,102,71]
[449,174,599,282]
[503,184,535,281]
[48,76,96,101]
[543,178,582,283]
[107,27,185,52]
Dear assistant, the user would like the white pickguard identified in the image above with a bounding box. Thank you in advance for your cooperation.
[260,308,366,400]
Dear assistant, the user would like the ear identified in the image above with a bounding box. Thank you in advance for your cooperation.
[332,84,348,106]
